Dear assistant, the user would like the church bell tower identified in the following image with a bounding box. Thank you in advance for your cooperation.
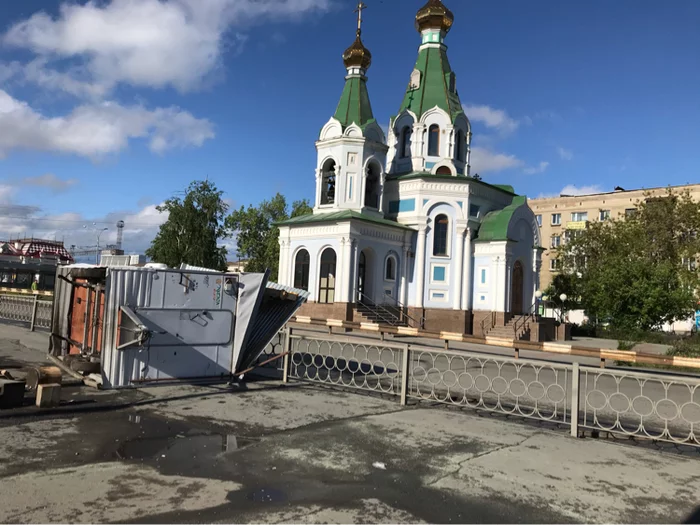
[313,2,388,217]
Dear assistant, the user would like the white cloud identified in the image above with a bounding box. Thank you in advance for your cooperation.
[463,104,519,134]
[524,161,550,175]
[3,0,331,95]
[0,197,168,254]
[559,184,602,196]
[557,147,573,161]
[470,147,524,173]
[0,89,214,159]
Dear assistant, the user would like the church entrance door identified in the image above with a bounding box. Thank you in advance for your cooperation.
[511,261,524,314]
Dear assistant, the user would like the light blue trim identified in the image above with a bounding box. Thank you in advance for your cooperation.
[480,268,487,284]
[425,161,436,169]
[433,266,446,282]
[457,202,463,209]
[390,198,416,213]
[423,199,429,207]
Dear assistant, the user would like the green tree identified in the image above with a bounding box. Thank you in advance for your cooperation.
[557,188,700,330]
[226,193,312,280]
[146,180,229,270]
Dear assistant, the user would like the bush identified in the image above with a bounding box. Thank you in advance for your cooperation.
[669,339,700,358]
[617,340,637,351]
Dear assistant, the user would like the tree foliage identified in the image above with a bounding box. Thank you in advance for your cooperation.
[226,193,312,280]
[557,188,700,330]
[146,180,229,270]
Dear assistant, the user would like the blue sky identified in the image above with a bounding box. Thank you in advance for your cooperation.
[1,0,699,254]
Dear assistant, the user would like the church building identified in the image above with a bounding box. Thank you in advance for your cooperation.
[277,0,542,335]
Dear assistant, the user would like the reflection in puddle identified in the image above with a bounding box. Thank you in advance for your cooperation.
[247,488,288,504]
[117,433,254,461]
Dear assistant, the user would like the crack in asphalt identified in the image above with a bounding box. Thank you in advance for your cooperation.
[426,433,540,487]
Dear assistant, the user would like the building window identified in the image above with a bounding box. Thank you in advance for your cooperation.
[625,208,637,218]
[536,215,542,227]
[320,159,336,205]
[550,258,560,271]
[318,248,336,304]
[433,214,449,256]
[428,124,440,157]
[480,268,488,285]
[400,127,412,158]
[385,255,396,281]
[432,265,447,283]
[469,204,480,218]
[599,209,610,221]
[293,250,310,291]
[551,235,561,248]
[364,163,380,209]
[455,129,465,162]
[565,230,583,243]
[551,213,562,226]
[571,211,588,222]
[436,165,452,176]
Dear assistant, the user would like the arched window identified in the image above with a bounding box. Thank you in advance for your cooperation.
[436,166,452,176]
[364,163,380,209]
[318,248,337,304]
[455,129,464,161]
[428,124,440,157]
[433,214,449,256]
[385,255,396,281]
[400,127,412,158]
[320,159,336,205]
[293,250,310,291]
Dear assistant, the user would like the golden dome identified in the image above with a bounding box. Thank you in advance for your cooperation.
[343,30,372,70]
[415,0,454,34]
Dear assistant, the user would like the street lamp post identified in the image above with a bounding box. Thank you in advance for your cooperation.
[559,293,568,323]
[84,223,109,264]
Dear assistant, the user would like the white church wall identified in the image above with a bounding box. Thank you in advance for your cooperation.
[424,202,459,309]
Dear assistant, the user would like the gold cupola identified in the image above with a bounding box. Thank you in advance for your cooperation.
[343,2,371,71]
[342,30,372,71]
[415,0,454,34]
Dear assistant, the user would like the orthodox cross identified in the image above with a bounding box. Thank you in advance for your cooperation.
[354,2,367,35]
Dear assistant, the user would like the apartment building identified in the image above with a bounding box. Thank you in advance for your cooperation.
[528,183,700,289]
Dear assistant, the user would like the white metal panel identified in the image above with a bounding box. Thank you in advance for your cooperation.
[103,267,241,388]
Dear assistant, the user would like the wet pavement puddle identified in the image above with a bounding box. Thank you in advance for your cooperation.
[115,413,256,467]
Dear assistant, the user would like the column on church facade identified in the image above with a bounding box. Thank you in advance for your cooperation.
[340,237,353,303]
[494,255,505,312]
[452,223,467,310]
[314,169,322,208]
[400,243,410,307]
[278,238,290,286]
[461,228,472,310]
[415,225,428,308]
[504,256,513,313]
[350,239,359,303]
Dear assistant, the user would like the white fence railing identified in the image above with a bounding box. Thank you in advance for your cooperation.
[0,294,53,331]
[281,332,700,448]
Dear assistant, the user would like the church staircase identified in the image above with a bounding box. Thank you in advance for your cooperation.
[486,315,532,341]
[354,298,408,327]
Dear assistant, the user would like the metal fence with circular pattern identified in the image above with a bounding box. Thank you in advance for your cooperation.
[581,367,700,446]
[289,335,403,395]
[407,348,572,425]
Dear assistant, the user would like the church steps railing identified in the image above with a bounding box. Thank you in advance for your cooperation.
[356,292,406,327]
[380,293,424,329]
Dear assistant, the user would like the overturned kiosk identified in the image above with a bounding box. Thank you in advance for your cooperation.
[48,263,308,388]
